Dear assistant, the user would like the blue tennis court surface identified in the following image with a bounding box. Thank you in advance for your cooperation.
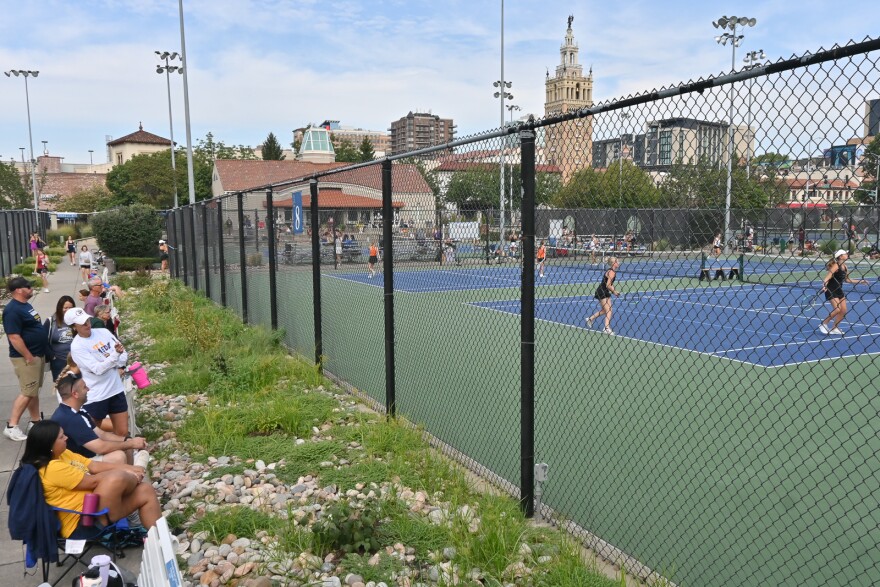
[472,284,880,368]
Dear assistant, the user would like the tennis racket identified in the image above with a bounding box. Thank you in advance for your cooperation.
[799,291,823,313]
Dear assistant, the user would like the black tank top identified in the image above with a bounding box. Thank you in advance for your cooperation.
[597,270,614,296]
[827,264,847,292]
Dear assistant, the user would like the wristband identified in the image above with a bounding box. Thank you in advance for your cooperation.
[124,434,132,441]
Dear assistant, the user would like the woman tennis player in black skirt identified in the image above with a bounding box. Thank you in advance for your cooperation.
[819,249,867,335]
[586,256,620,335]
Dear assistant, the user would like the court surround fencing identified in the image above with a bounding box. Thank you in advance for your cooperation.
[1,36,872,587]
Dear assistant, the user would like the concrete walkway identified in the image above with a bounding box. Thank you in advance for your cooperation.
[0,243,142,585]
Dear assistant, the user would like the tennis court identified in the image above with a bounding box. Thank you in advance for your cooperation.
[473,283,880,368]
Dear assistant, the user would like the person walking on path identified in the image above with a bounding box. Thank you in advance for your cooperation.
[79,244,93,284]
[3,277,47,441]
[34,248,50,293]
[585,257,620,335]
[66,235,76,265]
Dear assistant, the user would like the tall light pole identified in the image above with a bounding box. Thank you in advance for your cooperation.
[4,70,41,226]
[88,149,94,166]
[178,0,196,205]
[156,50,184,209]
[506,104,521,223]
[713,15,756,253]
[492,0,510,251]
[742,49,766,179]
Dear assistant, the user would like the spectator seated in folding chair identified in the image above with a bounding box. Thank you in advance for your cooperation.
[7,421,160,582]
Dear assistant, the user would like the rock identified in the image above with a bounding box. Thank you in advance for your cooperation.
[320,561,336,573]
[199,569,218,585]
[244,578,273,587]
[231,537,251,549]
[322,578,341,587]
[345,574,364,586]
[218,544,232,557]
[234,562,256,577]
[442,547,456,560]
[518,543,532,557]
[221,534,237,545]
[255,460,266,470]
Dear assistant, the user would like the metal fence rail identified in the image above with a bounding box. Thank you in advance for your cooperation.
[161,37,880,586]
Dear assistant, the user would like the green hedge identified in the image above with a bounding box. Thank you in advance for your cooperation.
[114,257,160,271]
[47,225,80,242]
[92,204,162,257]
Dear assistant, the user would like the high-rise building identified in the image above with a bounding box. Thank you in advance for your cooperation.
[389,112,455,156]
[544,15,594,183]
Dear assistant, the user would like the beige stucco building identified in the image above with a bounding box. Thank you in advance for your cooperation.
[106,124,172,166]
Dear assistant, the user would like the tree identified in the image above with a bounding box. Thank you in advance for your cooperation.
[752,152,790,166]
[55,185,114,213]
[358,137,376,162]
[553,162,660,208]
[106,149,212,208]
[334,138,360,163]
[0,161,29,209]
[854,136,880,205]
[444,168,500,213]
[194,132,257,161]
[92,203,164,258]
[261,132,285,160]
[659,159,787,209]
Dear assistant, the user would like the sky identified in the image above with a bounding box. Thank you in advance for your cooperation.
[0,0,876,164]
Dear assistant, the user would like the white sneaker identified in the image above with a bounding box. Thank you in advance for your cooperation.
[819,324,829,335]
[25,420,39,433]
[82,281,87,285]
[830,327,844,335]
[43,288,49,293]
[603,328,615,335]
[3,426,27,442]
[586,317,594,328]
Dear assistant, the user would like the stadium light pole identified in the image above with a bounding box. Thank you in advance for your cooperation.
[713,15,756,253]
[88,149,94,166]
[506,104,521,222]
[742,49,767,179]
[4,69,41,226]
[178,0,196,205]
[492,0,511,252]
[156,50,184,209]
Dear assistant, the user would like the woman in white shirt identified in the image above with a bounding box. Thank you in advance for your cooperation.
[78,245,94,285]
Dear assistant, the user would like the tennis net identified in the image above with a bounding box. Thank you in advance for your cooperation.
[552,248,708,279]
[741,253,880,290]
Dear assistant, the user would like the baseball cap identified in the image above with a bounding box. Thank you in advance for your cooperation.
[159,239,165,244]
[7,277,33,292]
[834,249,848,259]
[64,307,91,326]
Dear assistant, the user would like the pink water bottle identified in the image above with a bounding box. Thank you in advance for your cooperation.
[81,493,100,527]
[128,362,151,389]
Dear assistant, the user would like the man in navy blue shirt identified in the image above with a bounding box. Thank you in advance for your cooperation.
[3,277,46,441]
[51,372,146,463]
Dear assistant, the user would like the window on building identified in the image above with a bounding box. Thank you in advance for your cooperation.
[116,153,123,165]
[659,130,672,165]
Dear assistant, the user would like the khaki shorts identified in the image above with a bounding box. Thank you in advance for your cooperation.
[11,356,46,398]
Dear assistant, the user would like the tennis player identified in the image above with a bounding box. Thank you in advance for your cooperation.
[537,240,546,278]
[586,256,620,335]
[368,242,380,279]
[818,249,867,335]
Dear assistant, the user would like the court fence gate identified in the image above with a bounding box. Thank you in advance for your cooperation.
[161,37,880,587]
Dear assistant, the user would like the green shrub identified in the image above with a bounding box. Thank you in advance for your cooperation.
[4,275,41,289]
[79,224,94,238]
[311,500,383,557]
[45,247,66,256]
[113,257,159,271]
[111,269,153,290]
[654,238,670,251]
[47,225,80,242]
[92,204,163,258]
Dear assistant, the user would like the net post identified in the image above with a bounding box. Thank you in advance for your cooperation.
[738,254,745,282]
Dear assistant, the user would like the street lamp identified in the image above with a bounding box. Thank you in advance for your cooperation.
[494,80,513,249]
[178,0,196,205]
[4,69,41,227]
[713,15,756,253]
[88,150,94,166]
[742,49,767,179]
[156,50,184,209]
[506,104,521,222]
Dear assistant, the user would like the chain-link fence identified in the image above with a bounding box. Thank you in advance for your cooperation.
[155,38,880,586]
[1,210,56,278]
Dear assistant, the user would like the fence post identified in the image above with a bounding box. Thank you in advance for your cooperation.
[267,189,278,330]
[254,209,260,253]
[382,160,396,418]
[202,204,211,299]
[519,128,536,518]
[168,211,176,279]
[189,205,199,290]
[237,192,249,324]
[485,209,491,264]
[310,179,323,369]
[217,198,227,306]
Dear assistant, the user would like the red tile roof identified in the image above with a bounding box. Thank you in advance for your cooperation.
[214,159,432,194]
[264,189,404,209]
[107,126,172,146]
[435,161,561,173]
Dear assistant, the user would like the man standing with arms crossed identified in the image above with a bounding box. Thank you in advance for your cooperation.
[3,277,47,441]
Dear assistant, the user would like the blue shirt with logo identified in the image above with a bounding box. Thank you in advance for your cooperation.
[2,298,47,358]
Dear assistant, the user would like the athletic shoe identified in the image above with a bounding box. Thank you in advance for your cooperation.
[3,425,27,442]
[819,324,829,334]
[25,420,40,433]
[82,281,87,285]
[43,288,49,293]
[586,317,594,328]
[603,328,615,335]
[831,327,844,335]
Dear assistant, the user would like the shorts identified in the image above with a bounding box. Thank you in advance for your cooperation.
[80,264,91,269]
[825,289,844,301]
[369,255,378,264]
[67,246,76,253]
[160,253,169,261]
[11,356,46,397]
[37,267,48,275]
[335,247,342,255]
[594,289,611,300]
[83,391,128,423]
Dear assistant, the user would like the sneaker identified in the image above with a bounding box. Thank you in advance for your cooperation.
[82,281,87,285]
[585,317,594,328]
[603,328,615,335]
[819,324,829,334]
[831,327,844,335]
[25,420,39,433]
[43,288,49,293]
[3,425,27,442]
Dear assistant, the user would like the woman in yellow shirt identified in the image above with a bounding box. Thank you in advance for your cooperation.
[21,420,160,538]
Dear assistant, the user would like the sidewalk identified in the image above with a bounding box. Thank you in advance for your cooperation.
[0,243,142,585]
